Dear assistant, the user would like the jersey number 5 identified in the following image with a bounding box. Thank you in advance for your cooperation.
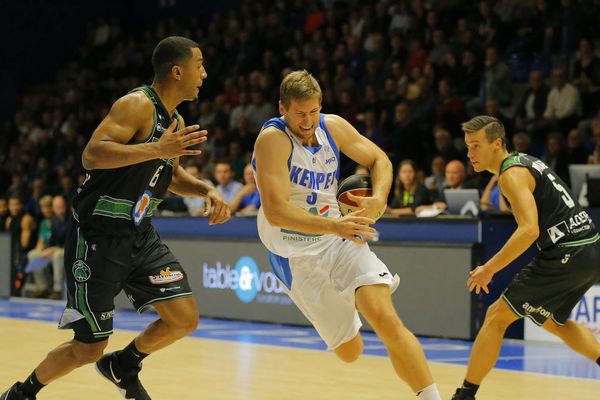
[548,173,575,208]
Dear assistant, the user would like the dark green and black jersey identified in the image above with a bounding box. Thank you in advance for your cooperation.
[499,152,598,250]
[72,85,180,237]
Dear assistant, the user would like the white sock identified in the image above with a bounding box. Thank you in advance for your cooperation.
[416,383,441,400]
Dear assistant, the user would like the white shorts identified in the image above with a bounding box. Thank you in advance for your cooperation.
[283,238,400,350]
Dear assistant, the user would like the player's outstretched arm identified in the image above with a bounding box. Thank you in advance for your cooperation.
[325,114,392,219]
[255,128,376,244]
[468,167,539,294]
[82,93,207,170]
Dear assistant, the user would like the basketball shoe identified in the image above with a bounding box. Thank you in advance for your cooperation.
[451,388,476,400]
[95,352,151,400]
[0,383,36,400]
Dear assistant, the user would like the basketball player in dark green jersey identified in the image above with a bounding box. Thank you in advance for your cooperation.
[2,37,230,400]
[452,116,600,400]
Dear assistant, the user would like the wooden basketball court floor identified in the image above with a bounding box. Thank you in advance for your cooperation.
[1,299,598,399]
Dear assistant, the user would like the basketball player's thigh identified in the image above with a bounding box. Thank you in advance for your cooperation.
[62,233,127,342]
[330,240,397,294]
[126,231,193,312]
[287,255,361,350]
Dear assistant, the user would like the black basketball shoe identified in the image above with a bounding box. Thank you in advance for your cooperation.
[451,388,476,400]
[95,352,151,400]
[0,383,36,400]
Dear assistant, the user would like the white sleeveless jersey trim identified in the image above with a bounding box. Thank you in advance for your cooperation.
[253,114,341,258]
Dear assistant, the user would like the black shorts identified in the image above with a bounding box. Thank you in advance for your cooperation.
[58,216,192,343]
[502,235,600,326]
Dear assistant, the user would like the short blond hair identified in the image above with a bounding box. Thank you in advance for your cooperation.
[280,70,322,108]
[461,115,506,148]
[39,195,52,208]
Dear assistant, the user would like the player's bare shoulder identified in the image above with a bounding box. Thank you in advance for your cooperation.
[499,166,536,195]
[255,125,292,153]
[109,91,154,129]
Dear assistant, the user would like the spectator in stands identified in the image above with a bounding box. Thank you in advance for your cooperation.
[387,160,431,216]
[427,30,451,67]
[424,155,447,196]
[571,38,600,116]
[183,164,214,217]
[435,79,467,137]
[0,198,8,232]
[229,141,247,181]
[231,163,260,216]
[589,119,600,164]
[433,159,477,209]
[458,50,481,97]
[512,132,532,154]
[566,129,590,164]
[433,128,462,162]
[515,70,549,140]
[247,91,275,132]
[542,132,570,184]
[485,98,513,134]
[214,161,243,205]
[480,175,509,212]
[44,195,68,299]
[6,195,37,295]
[25,195,53,298]
[543,67,582,134]
[229,91,252,130]
[482,46,512,107]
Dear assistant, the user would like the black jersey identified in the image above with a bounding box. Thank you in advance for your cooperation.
[499,152,597,250]
[72,85,180,237]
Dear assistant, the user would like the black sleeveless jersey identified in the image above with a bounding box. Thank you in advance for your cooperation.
[499,152,597,250]
[72,85,180,237]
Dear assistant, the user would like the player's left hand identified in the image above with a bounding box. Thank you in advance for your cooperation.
[467,265,494,294]
[205,188,231,225]
[347,192,386,220]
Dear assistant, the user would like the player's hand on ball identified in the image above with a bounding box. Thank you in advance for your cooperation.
[332,209,376,244]
[204,188,231,225]
[346,192,386,220]
[467,265,493,294]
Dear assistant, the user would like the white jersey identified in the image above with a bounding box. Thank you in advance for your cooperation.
[253,114,341,258]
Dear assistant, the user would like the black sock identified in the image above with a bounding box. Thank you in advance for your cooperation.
[117,340,149,370]
[597,356,600,367]
[460,380,480,396]
[18,371,45,396]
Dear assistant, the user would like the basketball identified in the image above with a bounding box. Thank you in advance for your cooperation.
[336,174,386,218]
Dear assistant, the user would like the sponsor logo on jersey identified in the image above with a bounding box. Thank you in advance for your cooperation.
[289,165,337,190]
[72,260,91,283]
[148,267,184,285]
[547,221,568,243]
[325,156,336,165]
[522,302,551,319]
[156,123,166,132]
[132,190,152,226]
[100,310,115,320]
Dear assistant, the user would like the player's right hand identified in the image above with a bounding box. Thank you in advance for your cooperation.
[156,120,208,158]
[331,209,376,244]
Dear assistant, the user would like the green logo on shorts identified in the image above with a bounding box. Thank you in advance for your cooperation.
[72,260,91,282]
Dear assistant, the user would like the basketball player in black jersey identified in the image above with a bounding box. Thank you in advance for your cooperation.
[1,36,230,400]
[452,116,600,400]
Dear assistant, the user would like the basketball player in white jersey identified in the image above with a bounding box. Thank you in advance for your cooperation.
[253,70,441,400]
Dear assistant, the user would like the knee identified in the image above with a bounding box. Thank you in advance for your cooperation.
[335,337,363,363]
[70,339,108,365]
[483,302,515,331]
[367,308,405,343]
[166,312,200,336]
[337,348,362,363]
